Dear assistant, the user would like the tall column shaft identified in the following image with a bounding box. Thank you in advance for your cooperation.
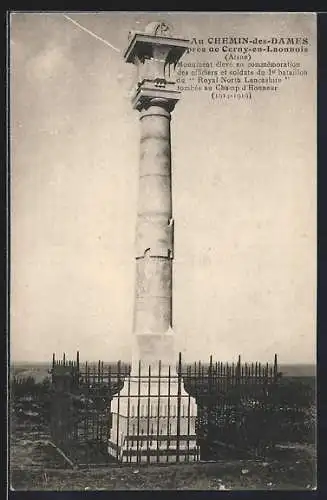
[133,103,174,335]
[132,102,175,371]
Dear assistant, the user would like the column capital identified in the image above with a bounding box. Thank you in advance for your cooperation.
[132,86,181,113]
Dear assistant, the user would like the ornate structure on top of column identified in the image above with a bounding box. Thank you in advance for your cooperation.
[124,21,189,112]
[123,22,190,373]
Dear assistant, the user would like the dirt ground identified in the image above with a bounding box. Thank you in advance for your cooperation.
[10,417,316,491]
[11,459,316,491]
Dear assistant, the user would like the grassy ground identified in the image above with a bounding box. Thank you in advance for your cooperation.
[10,416,316,491]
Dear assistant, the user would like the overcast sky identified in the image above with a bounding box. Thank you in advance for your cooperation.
[10,12,316,363]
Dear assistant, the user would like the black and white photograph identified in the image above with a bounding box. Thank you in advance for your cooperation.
[9,11,316,490]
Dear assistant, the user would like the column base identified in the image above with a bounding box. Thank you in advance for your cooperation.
[108,374,199,463]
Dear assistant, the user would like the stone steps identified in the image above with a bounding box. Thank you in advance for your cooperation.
[108,436,200,463]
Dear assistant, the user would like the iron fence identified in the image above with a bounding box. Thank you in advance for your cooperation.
[48,351,281,464]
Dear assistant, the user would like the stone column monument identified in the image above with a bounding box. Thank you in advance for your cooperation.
[108,21,198,463]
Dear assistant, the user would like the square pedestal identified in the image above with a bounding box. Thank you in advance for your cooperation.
[108,375,199,463]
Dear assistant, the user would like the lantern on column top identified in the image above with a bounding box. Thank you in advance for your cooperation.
[124,21,190,110]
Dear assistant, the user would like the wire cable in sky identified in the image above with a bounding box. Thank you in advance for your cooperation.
[63,14,121,53]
